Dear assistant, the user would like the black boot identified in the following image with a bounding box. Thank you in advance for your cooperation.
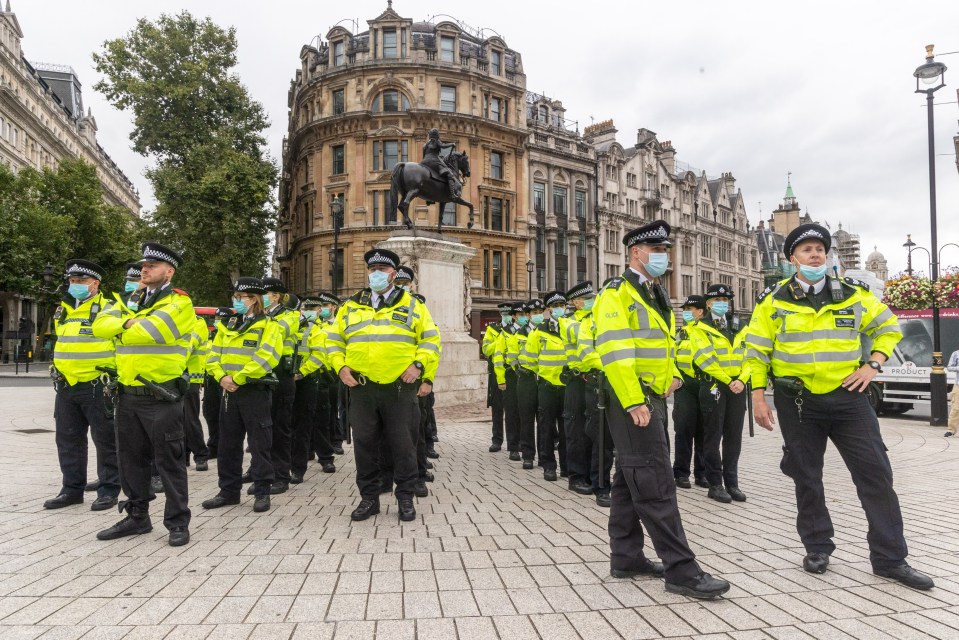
[97,510,152,540]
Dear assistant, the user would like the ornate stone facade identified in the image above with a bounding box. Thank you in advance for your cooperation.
[275,5,530,321]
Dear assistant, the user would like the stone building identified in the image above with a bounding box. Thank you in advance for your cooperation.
[0,2,141,361]
[275,4,530,332]
[526,92,597,296]
[865,246,889,282]
[832,223,862,271]
[585,120,762,321]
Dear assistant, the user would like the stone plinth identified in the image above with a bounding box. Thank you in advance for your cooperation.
[377,232,487,407]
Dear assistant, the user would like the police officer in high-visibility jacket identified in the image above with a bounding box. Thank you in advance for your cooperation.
[114,262,142,311]
[483,303,512,452]
[204,307,236,456]
[745,223,934,590]
[44,259,121,512]
[688,284,748,504]
[593,221,730,599]
[202,278,283,514]
[515,299,543,469]
[559,281,596,496]
[327,249,442,522]
[292,295,336,480]
[574,285,613,506]
[672,295,707,490]
[183,313,211,471]
[261,277,300,494]
[92,242,194,547]
[492,301,525,461]
[522,292,569,481]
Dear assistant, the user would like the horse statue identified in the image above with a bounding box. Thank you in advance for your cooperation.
[390,150,475,232]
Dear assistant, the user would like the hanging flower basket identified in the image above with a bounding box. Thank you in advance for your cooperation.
[883,275,933,310]
[933,270,959,308]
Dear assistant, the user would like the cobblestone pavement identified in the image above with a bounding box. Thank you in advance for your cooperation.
[0,385,957,639]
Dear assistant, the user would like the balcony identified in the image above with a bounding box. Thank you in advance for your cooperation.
[639,189,661,206]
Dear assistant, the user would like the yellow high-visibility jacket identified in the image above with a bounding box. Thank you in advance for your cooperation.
[326,288,441,384]
[675,323,696,379]
[492,324,517,385]
[592,273,681,410]
[558,309,592,373]
[521,319,568,386]
[266,305,301,358]
[186,316,211,385]
[52,292,118,385]
[687,318,747,385]
[206,314,282,386]
[744,275,902,394]
[482,323,502,359]
[93,285,195,386]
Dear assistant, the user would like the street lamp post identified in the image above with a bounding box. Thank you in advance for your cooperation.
[526,259,534,298]
[903,234,916,277]
[330,196,344,297]
[913,44,949,426]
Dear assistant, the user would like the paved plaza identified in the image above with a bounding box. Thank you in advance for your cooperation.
[0,381,957,639]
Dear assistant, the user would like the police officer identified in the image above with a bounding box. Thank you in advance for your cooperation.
[310,293,346,455]
[746,223,934,590]
[593,221,730,598]
[204,307,236,456]
[115,262,141,309]
[523,292,568,481]
[184,311,211,471]
[672,295,707,489]
[292,296,336,480]
[44,259,121,511]
[202,278,283,513]
[484,303,512,452]
[559,282,596,495]
[492,301,525,461]
[516,300,542,469]
[689,284,748,503]
[327,249,442,522]
[261,277,300,494]
[92,242,194,547]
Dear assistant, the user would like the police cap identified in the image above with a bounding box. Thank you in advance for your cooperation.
[525,299,545,312]
[681,295,707,310]
[317,291,341,306]
[262,277,287,293]
[395,265,415,282]
[543,290,567,307]
[64,259,104,281]
[783,223,831,259]
[125,262,142,280]
[704,284,734,300]
[140,242,183,268]
[365,249,400,269]
[565,281,595,300]
[234,277,266,295]
[623,220,672,248]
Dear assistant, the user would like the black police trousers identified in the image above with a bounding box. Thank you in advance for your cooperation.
[116,392,191,530]
[700,381,747,488]
[349,379,419,500]
[537,380,566,472]
[292,375,331,476]
[672,378,705,482]
[606,385,701,583]
[502,369,521,452]
[54,381,120,499]
[202,374,221,455]
[517,371,539,461]
[775,385,908,570]
[269,370,296,483]
[183,385,210,464]
[584,384,613,493]
[488,364,504,446]
[379,387,432,490]
[334,381,348,446]
[218,384,274,498]
[563,376,590,484]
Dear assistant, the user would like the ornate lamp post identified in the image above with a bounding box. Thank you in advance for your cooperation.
[526,259,534,298]
[903,234,916,277]
[913,44,948,425]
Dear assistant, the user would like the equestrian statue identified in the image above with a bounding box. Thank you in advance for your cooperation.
[390,128,475,232]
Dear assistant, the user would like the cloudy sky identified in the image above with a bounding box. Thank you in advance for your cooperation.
[12,0,959,276]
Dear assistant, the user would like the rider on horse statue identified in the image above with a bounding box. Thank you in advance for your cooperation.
[421,128,460,200]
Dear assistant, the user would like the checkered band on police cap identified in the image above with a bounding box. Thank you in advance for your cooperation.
[299,296,322,308]
[125,262,141,279]
[64,259,104,282]
[565,281,594,300]
[525,299,545,312]
[262,277,287,293]
[623,220,672,248]
[140,242,183,268]
[705,284,734,300]
[783,223,831,258]
[233,277,266,294]
[497,302,513,311]
[317,292,341,306]
[510,301,526,313]
[395,265,415,281]
[364,249,400,269]
[544,291,567,307]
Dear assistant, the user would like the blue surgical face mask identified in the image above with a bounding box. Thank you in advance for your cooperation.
[551,307,566,318]
[319,307,332,319]
[517,316,529,326]
[303,311,317,321]
[263,294,271,306]
[68,283,91,300]
[500,314,512,324]
[233,299,249,314]
[369,270,391,293]
[398,284,411,292]
[531,313,545,325]
[125,281,139,293]
[583,298,595,311]
[644,252,669,278]
[799,263,828,282]
[711,301,729,316]
[682,310,695,323]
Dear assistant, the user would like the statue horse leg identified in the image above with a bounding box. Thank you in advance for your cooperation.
[400,188,419,230]
[451,195,475,230]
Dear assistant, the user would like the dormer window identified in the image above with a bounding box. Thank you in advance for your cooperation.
[440,35,455,63]
[538,105,547,123]
[333,41,345,67]
[383,29,397,58]
[491,50,502,75]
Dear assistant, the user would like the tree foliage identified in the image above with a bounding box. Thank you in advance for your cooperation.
[0,159,143,295]
[94,11,278,305]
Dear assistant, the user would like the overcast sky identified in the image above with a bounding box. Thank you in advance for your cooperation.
[13,0,959,276]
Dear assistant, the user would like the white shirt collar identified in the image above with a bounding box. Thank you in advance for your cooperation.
[372,286,395,305]
[628,267,649,284]
[802,277,827,294]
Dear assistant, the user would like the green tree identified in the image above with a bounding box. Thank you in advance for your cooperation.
[93,11,278,305]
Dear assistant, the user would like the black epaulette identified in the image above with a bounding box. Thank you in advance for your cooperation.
[756,282,783,304]
[350,289,373,306]
[843,276,869,291]
[605,277,624,291]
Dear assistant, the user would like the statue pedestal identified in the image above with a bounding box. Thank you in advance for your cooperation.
[377,232,487,407]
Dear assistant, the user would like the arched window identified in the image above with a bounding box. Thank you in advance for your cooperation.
[371,90,411,113]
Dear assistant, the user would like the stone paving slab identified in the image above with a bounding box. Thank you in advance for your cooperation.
[0,385,957,639]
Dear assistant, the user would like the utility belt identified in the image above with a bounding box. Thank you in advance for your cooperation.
[538,378,563,390]
[515,366,536,379]
[119,376,186,403]
[348,369,417,390]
